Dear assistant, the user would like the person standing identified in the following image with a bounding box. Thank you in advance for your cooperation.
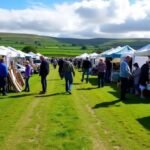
[119,56,132,100]
[81,57,91,83]
[62,60,75,94]
[132,63,141,95]
[139,61,150,99]
[58,58,64,79]
[0,56,8,96]
[105,58,112,83]
[96,59,106,88]
[24,61,31,92]
[39,56,50,94]
[53,59,57,69]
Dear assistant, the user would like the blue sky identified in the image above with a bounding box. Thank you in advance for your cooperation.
[0,0,149,38]
[0,0,78,9]
[0,0,135,9]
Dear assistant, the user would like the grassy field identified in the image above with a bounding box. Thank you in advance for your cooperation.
[1,33,150,57]
[0,67,149,150]
[0,33,93,57]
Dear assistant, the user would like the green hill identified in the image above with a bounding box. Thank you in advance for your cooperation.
[0,33,150,57]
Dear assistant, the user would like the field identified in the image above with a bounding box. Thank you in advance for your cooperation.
[0,33,93,57]
[0,67,149,150]
[0,33,150,57]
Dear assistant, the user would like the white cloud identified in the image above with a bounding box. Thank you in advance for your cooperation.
[0,0,150,38]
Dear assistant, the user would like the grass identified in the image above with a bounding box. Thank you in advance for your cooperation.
[0,67,150,150]
[0,33,94,57]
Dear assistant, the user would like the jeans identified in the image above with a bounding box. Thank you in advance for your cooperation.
[98,72,105,87]
[41,76,47,93]
[25,77,30,92]
[65,72,73,92]
[82,68,90,83]
[134,84,139,94]
[120,77,128,100]
[0,77,7,95]
[105,70,111,83]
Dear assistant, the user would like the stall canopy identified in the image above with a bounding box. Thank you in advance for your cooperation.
[89,53,98,58]
[112,45,135,58]
[76,53,89,59]
[101,45,135,58]
[0,46,18,57]
[8,47,24,57]
[99,46,121,58]
[0,47,7,56]
[135,44,150,56]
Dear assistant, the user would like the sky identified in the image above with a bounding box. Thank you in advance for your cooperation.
[0,0,150,38]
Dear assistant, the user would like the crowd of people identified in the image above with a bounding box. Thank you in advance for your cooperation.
[119,56,150,100]
[0,55,150,100]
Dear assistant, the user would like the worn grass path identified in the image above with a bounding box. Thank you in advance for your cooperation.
[0,67,150,150]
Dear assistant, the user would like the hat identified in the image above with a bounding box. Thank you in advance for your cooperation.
[0,55,4,60]
[26,60,30,64]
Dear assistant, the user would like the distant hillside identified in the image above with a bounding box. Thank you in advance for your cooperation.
[55,37,116,46]
[56,37,150,50]
[0,33,150,56]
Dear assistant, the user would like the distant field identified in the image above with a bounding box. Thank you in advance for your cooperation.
[38,47,93,57]
[0,33,94,57]
[1,33,150,57]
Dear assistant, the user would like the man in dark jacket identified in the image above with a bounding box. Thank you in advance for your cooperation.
[58,58,64,79]
[81,57,91,83]
[39,56,49,94]
[139,61,150,99]
[105,58,112,83]
[0,56,8,96]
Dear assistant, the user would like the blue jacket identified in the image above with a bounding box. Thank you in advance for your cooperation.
[0,62,8,77]
[120,60,131,78]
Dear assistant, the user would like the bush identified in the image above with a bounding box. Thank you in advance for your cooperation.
[22,46,37,53]
[81,45,87,50]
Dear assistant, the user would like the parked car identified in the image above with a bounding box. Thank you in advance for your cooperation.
[16,63,34,75]
[16,63,25,73]
[33,59,41,73]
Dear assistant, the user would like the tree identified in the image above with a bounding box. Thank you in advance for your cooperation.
[22,46,37,53]
[81,45,87,50]
[72,43,76,46]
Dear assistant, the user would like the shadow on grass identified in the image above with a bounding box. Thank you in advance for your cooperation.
[48,79,60,81]
[89,77,97,86]
[137,116,150,131]
[123,97,150,104]
[73,83,82,85]
[0,96,6,100]
[9,93,36,98]
[109,90,150,105]
[35,92,68,98]
[77,87,98,91]
[92,99,121,109]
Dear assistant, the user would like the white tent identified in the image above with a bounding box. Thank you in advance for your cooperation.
[0,47,7,56]
[76,53,89,59]
[8,47,23,57]
[89,53,98,58]
[135,44,150,56]
[133,44,150,67]
[27,52,37,58]
[17,50,27,58]
[0,46,18,57]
